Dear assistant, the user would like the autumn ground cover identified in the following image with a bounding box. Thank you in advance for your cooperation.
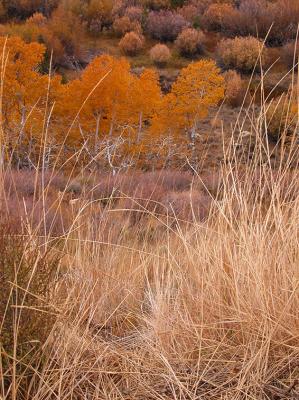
[0,137,298,399]
[0,68,299,398]
[0,2,299,398]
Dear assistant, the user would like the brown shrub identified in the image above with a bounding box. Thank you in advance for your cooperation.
[202,3,237,32]
[124,6,143,22]
[266,95,298,142]
[282,40,299,69]
[0,224,60,386]
[87,170,193,201]
[237,0,299,45]
[217,36,269,73]
[150,43,171,66]
[207,0,299,45]
[113,15,141,36]
[119,31,145,55]
[175,28,205,57]
[45,5,85,66]
[162,190,211,221]
[223,69,245,107]
[178,4,200,24]
[1,170,70,236]
[146,10,189,41]
[144,0,171,10]
[118,181,165,218]
[27,12,47,26]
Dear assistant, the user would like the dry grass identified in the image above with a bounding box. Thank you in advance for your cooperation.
[0,50,299,400]
[1,152,298,399]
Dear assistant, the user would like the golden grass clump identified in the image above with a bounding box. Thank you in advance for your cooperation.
[0,47,299,400]
[1,152,299,399]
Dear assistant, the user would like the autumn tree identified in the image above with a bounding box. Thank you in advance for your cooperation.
[153,59,224,163]
[0,36,61,165]
[57,55,161,162]
[131,68,161,146]
[45,3,84,66]
[3,3,85,67]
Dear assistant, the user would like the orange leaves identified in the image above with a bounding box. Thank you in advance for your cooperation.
[0,36,61,142]
[0,36,224,165]
[153,60,224,137]
[171,60,224,123]
[58,55,161,147]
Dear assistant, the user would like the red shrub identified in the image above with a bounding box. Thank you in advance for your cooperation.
[139,170,193,192]
[117,182,166,224]
[178,4,201,24]
[145,0,171,10]
[211,0,299,45]
[146,10,189,41]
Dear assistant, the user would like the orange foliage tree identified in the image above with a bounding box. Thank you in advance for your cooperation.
[152,59,224,164]
[56,55,161,165]
[0,36,61,162]
[154,59,224,136]
[0,35,225,170]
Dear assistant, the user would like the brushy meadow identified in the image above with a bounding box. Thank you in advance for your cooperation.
[0,49,299,400]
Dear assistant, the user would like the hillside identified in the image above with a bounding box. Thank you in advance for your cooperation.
[0,1,299,399]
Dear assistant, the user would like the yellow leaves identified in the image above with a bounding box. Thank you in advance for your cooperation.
[58,55,161,146]
[153,60,224,136]
[0,36,61,142]
[172,60,224,123]
[0,36,225,160]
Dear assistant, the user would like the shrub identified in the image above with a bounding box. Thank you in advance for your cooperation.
[282,40,299,69]
[27,12,47,26]
[162,190,211,221]
[0,224,60,391]
[202,3,237,32]
[266,95,298,142]
[144,0,171,10]
[150,43,171,66]
[223,69,245,107]
[85,0,114,31]
[119,31,145,55]
[194,0,215,14]
[217,36,268,73]
[207,0,299,45]
[46,5,84,66]
[5,0,59,18]
[146,10,188,41]
[175,27,205,56]
[237,0,299,45]
[178,4,200,24]
[113,15,141,36]
[124,6,143,22]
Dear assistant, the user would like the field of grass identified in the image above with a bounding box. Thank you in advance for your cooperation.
[0,0,299,397]
[0,90,298,399]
